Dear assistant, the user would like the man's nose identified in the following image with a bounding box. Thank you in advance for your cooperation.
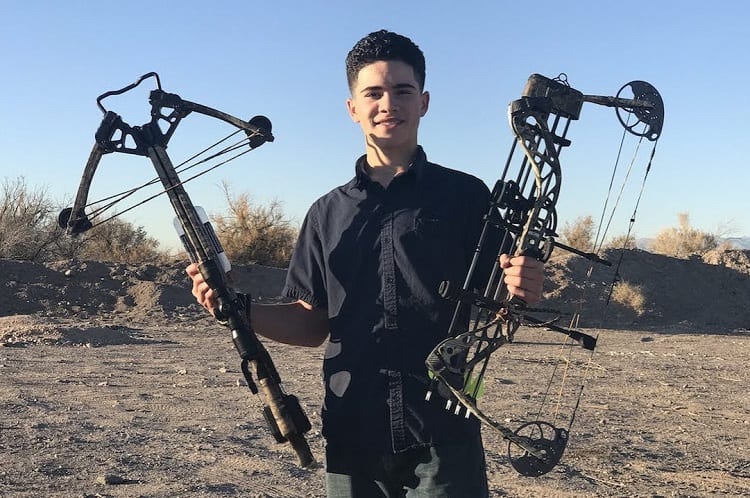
[379,92,398,112]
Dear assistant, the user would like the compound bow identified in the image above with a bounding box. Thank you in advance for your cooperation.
[59,72,315,467]
[425,73,664,476]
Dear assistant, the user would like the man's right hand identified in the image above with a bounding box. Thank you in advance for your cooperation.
[186,263,218,316]
[186,263,329,347]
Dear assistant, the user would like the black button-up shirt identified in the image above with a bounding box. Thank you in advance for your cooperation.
[283,147,494,453]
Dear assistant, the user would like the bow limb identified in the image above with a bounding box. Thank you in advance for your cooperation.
[430,366,568,477]
[148,90,273,150]
[59,72,273,237]
[58,143,103,235]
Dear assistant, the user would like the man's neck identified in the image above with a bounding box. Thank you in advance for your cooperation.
[364,144,418,188]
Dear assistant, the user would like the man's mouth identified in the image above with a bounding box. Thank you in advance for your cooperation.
[375,118,402,127]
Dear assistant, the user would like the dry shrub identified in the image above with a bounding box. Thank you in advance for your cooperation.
[73,217,163,263]
[1,176,166,263]
[561,215,595,252]
[649,213,719,258]
[610,280,646,315]
[604,233,638,250]
[0,177,63,262]
[212,182,297,268]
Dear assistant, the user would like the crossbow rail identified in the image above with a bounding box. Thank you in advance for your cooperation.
[426,73,664,476]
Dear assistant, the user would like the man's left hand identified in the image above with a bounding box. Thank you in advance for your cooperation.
[498,254,545,306]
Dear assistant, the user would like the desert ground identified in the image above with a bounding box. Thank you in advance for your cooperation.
[1,249,749,497]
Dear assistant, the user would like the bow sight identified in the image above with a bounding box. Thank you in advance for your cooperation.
[426,73,664,477]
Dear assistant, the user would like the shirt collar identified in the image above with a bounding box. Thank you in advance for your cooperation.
[352,146,428,190]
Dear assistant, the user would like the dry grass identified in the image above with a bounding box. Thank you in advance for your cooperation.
[609,280,646,315]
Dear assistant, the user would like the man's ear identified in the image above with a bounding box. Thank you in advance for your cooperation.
[420,91,430,117]
[346,98,360,123]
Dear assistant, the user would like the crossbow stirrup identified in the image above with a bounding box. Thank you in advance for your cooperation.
[426,73,664,476]
[59,72,316,468]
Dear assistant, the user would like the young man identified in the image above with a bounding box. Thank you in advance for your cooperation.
[187,30,544,498]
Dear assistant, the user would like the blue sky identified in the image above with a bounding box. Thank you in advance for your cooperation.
[1,1,747,252]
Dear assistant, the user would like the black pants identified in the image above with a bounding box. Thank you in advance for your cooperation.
[324,435,489,498]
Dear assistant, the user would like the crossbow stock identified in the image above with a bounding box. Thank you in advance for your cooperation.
[426,74,664,476]
[59,72,315,467]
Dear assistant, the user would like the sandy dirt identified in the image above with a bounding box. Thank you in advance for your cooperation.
[1,250,749,497]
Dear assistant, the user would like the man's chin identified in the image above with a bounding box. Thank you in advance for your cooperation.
[367,133,412,148]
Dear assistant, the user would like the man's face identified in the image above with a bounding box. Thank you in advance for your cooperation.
[346,60,429,155]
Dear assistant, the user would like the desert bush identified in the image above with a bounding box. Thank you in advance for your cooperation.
[0,177,63,261]
[72,217,163,263]
[0,175,165,263]
[561,215,595,252]
[212,182,297,268]
[649,213,719,258]
[604,233,638,250]
[609,280,646,315]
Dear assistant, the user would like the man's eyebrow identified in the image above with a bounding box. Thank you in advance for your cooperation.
[359,83,417,94]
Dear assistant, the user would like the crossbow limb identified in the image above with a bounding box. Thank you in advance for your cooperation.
[426,73,664,476]
[59,72,315,467]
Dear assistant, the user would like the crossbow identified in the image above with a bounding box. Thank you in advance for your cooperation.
[59,72,315,467]
[425,73,664,476]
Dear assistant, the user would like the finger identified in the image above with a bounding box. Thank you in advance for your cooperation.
[505,285,541,305]
[504,273,544,292]
[505,277,543,301]
[186,263,199,277]
[204,287,215,303]
[510,255,543,269]
[201,288,217,313]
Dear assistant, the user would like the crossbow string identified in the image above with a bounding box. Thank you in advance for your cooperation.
[59,72,315,467]
[425,73,664,476]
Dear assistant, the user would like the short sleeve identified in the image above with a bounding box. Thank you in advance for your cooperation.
[282,205,329,310]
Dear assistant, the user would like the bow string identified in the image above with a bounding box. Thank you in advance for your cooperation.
[425,73,664,477]
[59,72,316,468]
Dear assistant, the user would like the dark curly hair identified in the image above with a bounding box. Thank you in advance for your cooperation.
[345,30,426,91]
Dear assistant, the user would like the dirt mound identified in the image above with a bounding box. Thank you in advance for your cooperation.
[0,258,288,323]
[2,249,749,333]
[543,248,750,331]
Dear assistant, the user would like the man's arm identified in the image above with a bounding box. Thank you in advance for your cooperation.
[186,263,329,348]
[251,300,329,347]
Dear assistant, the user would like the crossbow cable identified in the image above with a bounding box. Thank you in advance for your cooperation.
[426,73,664,476]
[59,73,315,467]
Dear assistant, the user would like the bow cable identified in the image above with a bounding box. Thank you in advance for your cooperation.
[78,130,254,230]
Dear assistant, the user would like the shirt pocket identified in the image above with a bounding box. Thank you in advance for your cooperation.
[413,214,460,239]
[409,211,466,267]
